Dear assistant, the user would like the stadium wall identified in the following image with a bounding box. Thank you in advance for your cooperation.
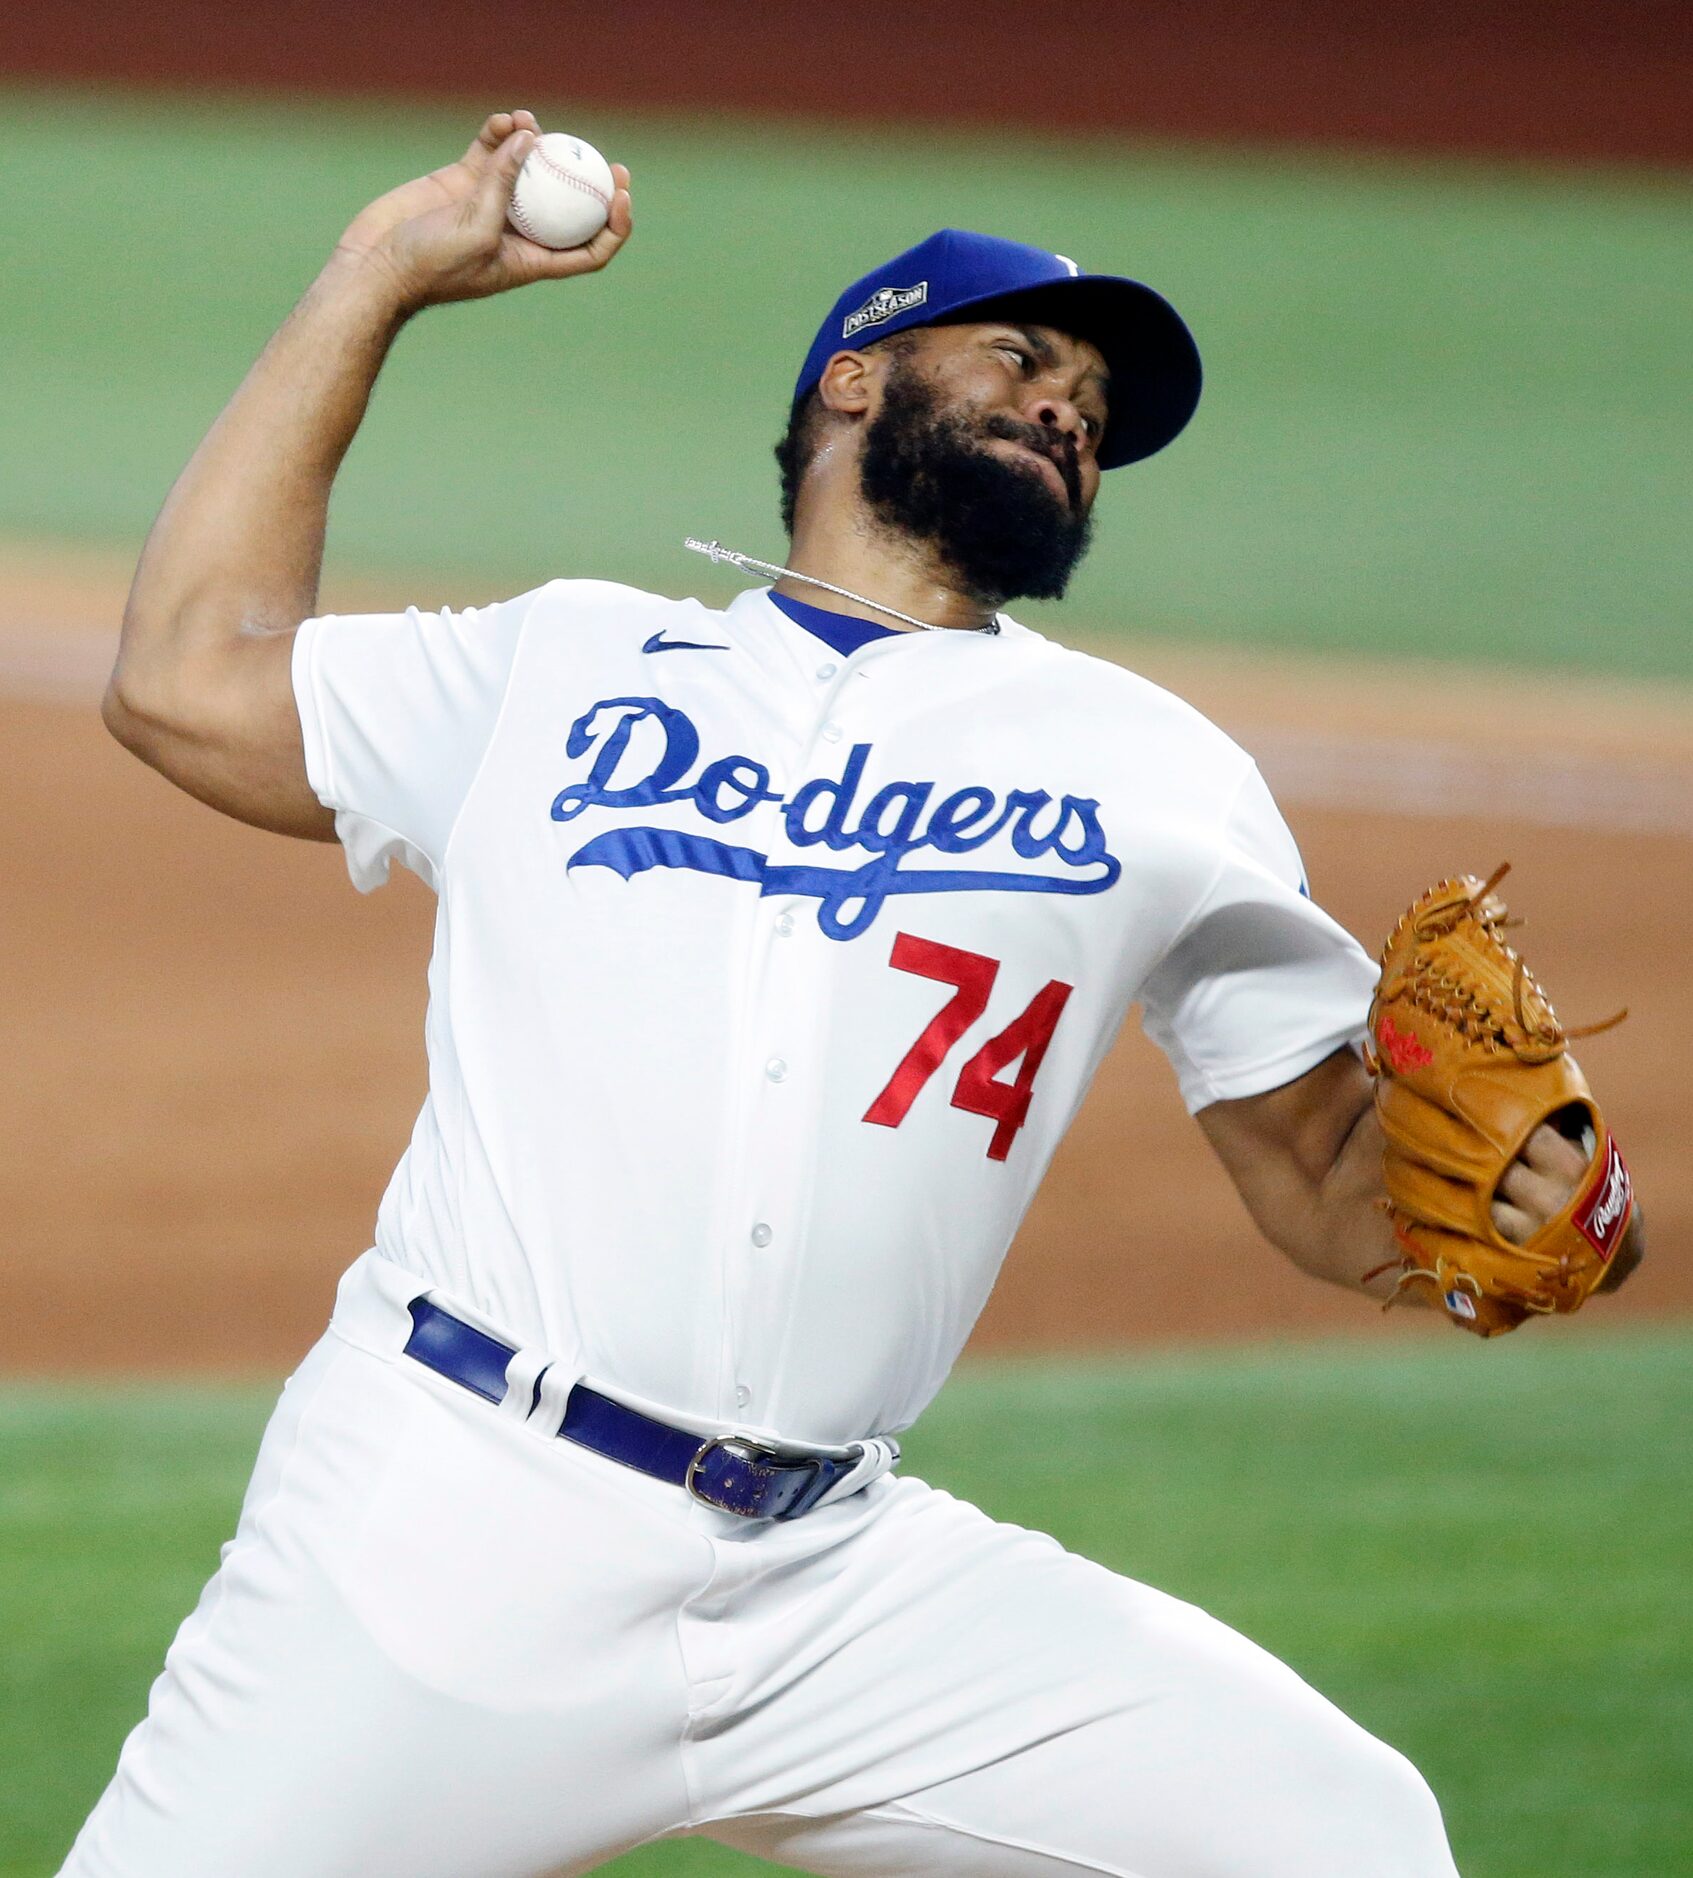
[5,0,1691,168]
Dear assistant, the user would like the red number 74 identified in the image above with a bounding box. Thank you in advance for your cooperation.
[863,932,1073,1162]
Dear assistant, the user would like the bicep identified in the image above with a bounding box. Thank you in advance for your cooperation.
[104,626,334,841]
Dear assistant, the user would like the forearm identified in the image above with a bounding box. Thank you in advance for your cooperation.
[1273,1101,1404,1301]
[1198,1046,1406,1305]
[110,252,409,725]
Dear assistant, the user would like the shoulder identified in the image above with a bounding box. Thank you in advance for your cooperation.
[995,623,1256,804]
[518,578,729,629]
[494,579,741,666]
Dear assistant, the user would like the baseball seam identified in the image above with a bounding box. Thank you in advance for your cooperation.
[510,146,610,244]
[507,192,542,242]
[531,145,611,207]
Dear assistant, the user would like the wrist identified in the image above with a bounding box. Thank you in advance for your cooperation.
[316,244,419,331]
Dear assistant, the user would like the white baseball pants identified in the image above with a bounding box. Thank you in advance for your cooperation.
[60,1261,1460,1878]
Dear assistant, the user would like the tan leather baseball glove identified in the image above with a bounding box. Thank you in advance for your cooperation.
[1365,865,1633,1336]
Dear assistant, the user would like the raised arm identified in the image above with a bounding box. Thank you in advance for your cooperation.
[103,110,632,836]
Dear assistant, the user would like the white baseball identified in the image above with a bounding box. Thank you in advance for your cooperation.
[507,132,614,250]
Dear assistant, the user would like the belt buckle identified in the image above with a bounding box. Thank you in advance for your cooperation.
[685,1434,819,1518]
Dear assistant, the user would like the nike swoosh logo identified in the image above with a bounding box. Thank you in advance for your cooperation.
[642,632,731,654]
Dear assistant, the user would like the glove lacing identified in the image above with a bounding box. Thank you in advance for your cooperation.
[1382,863,1624,1065]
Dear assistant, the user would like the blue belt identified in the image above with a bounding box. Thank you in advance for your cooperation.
[402,1297,855,1521]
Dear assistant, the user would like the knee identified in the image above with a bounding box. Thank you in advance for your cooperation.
[1218,1681,1458,1878]
[1333,1732,1458,1876]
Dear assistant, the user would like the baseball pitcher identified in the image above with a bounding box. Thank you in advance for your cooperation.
[63,114,1642,1877]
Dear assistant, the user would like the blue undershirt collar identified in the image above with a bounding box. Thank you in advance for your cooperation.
[768,589,901,657]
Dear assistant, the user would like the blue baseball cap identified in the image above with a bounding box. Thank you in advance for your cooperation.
[792,228,1202,470]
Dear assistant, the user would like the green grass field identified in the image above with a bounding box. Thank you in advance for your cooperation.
[2,85,1690,675]
[3,1329,1689,1877]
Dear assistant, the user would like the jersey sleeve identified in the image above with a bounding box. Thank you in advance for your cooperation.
[1139,762,1376,1113]
[291,586,544,892]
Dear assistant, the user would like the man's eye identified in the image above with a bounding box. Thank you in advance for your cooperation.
[999,345,1030,371]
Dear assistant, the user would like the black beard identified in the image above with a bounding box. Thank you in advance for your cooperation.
[856,359,1094,605]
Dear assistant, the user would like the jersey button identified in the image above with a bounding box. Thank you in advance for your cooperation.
[774,912,796,938]
[749,1222,773,1248]
[735,1384,753,1409]
[820,722,843,743]
[764,1057,788,1082]
[816,662,838,681]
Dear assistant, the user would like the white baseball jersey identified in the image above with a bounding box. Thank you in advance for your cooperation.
[292,581,1375,1447]
[69,583,1443,1878]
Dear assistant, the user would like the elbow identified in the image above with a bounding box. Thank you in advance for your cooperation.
[102,645,207,767]
[104,586,232,755]
[101,660,172,759]
[106,590,164,752]
[102,665,147,753]
[104,583,221,755]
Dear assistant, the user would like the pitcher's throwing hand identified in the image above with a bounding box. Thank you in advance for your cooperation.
[336,109,632,308]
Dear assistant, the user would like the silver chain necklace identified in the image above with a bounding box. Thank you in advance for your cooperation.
[684,538,1002,636]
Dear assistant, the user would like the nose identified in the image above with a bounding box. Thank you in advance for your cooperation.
[1027,392,1089,453]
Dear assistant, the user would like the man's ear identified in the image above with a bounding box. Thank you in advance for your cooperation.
[817,349,877,417]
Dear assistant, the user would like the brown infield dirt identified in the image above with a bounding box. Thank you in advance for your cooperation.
[3,542,1688,1377]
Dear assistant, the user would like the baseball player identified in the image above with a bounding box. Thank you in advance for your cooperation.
[67,113,1640,1877]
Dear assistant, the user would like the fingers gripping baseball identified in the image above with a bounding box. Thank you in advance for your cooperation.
[501,150,635,282]
[337,112,633,310]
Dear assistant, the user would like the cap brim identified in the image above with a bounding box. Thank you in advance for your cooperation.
[938,276,1202,469]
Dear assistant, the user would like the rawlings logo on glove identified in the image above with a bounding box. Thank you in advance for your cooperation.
[1572,1138,1633,1257]
[1365,865,1631,1337]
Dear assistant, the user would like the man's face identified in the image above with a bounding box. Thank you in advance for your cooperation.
[856,321,1109,606]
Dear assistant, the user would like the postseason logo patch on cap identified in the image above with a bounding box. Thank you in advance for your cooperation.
[842,281,928,339]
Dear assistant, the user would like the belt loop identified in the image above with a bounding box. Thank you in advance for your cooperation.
[810,1436,901,1511]
[526,1360,575,1439]
[497,1346,551,1423]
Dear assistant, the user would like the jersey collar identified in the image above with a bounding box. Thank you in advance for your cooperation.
[766,589,900,657]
